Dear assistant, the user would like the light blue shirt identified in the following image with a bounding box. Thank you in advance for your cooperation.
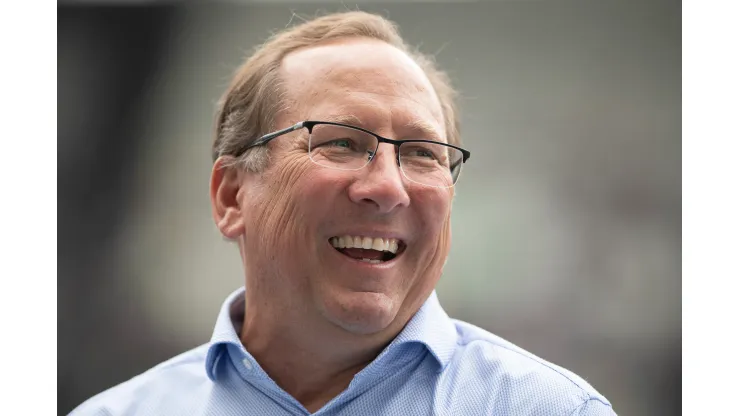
[71,287,616,415]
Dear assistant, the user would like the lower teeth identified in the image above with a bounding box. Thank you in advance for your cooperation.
[360,258,382,264]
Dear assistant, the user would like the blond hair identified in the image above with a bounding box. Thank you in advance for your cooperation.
[212,11,460,172]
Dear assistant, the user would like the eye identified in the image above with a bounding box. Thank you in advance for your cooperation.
[407,148,436,159]
[403,144,441,161]
[328,139,352,148]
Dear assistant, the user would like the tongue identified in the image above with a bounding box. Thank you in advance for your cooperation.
[340,248,384,260]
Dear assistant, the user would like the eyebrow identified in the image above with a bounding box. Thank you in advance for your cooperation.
[319,114,444,142]
[402,119,444,142]
[322,114,366,127]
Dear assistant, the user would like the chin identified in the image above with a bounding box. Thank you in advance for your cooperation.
[320,291,399,335]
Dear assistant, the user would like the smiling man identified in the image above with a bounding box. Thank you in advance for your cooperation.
[71,11,616,416]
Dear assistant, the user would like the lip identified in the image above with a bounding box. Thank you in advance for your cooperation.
[326,240,405,269]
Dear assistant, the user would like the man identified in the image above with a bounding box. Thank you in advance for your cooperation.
[72,11,616,416]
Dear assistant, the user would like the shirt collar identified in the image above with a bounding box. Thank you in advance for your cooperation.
[205,287,458,381]
[205,287,248,381]
[384,290,458,371]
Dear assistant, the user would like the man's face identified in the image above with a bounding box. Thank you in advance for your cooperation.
[236,38,453,335]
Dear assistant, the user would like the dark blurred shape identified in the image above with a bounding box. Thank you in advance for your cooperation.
[58,6,177,415]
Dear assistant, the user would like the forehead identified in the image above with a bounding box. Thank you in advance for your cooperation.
[280,38,444,136]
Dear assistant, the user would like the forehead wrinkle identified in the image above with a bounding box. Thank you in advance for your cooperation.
[309,99,390,129]
[318,59,432,106]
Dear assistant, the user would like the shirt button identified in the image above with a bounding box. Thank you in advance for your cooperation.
[242,358,253,370]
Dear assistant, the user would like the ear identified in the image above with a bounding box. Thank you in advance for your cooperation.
[210,157,246,240]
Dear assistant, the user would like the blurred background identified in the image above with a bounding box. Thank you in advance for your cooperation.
[58,1,680,415]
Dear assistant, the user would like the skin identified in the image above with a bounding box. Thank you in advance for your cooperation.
[210,38,454,412]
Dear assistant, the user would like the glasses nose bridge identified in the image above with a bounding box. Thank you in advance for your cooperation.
[368,136,401,167]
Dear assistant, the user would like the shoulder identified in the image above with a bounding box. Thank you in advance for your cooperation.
[444,319,615,415]
[68,344,211,416]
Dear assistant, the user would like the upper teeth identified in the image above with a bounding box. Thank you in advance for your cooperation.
[330,236,400,254]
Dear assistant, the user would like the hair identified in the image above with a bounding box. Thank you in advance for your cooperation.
[212,11,460,172]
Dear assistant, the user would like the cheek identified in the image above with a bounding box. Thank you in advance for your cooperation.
[413,188,454,270]
[418,188,453,239]
[243,155,344,266]
[244,157,317,257]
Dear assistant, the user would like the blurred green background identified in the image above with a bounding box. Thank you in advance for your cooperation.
[58,1,680,415]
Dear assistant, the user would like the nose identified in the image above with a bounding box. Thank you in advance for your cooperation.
[347,143,410,213]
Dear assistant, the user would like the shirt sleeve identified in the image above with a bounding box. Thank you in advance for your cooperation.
[570,397,617,416]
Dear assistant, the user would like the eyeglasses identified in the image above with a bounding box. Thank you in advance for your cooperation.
[235,120,471,188]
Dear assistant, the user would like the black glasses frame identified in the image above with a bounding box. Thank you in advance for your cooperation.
[234,121,471,168]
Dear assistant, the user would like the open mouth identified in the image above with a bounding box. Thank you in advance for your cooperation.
[329,236,406,264]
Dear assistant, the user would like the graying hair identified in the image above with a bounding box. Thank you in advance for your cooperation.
[212,11,460,173]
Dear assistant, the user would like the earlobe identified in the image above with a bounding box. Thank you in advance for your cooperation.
[210,157,246,240]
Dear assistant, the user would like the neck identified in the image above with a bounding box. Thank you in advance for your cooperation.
[240,296,398,413]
